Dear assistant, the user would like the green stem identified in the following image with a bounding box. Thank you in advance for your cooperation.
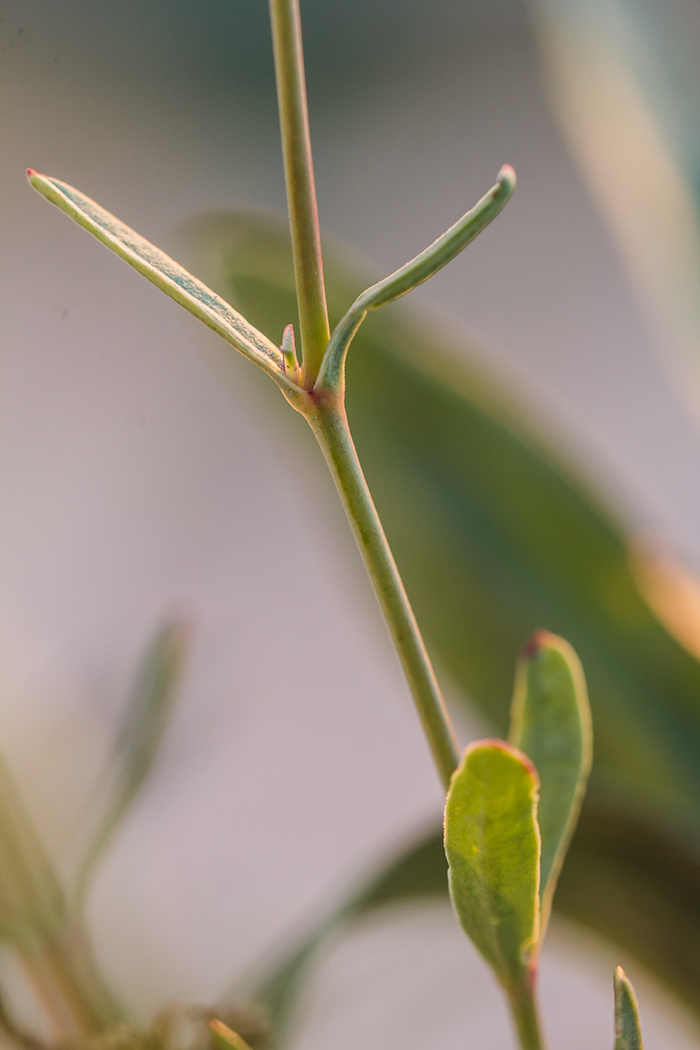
[306,395,460,790]
[270,0,458,791]
[507,974,546,1050]
[269,0,330,389]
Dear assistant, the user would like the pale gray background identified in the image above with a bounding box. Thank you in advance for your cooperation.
[1,0,699,1046]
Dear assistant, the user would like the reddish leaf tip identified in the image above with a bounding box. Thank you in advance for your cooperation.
[497,163,517,189]
[26,168,37,178]
[464,737,540,784]
[521,628,555,658]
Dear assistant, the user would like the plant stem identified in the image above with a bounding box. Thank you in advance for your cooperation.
[507,974,546,1050]
[271,0,458,788]
[307,396,460,790]
[269,0,330,389]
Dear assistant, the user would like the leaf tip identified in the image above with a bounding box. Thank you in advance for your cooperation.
[466,738,540,786]
[497,163,517,192]
[520,628,555,658]
[209,1019,254,1050]
[614,966,643,1050]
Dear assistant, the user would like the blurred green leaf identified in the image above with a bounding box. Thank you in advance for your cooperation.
[509,630,592,937]
[0,750,123,1029]
[614,967,644,1050]
[247,828,449,1042]
[445,742,540,987]
[185,210,700,1010]
[0,750,65,946]
[210,1019,255,1050]
[74,621,188,902]
[532,0,700,413]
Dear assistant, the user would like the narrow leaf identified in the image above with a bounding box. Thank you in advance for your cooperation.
[509,630,592,937]
[614,967,644,1050]
[319,165,515,390]
[74,621,188,901]
[444,740,540,987]
[26,171,290,388]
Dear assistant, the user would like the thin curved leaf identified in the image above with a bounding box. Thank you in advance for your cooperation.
[74,621,188,902]
[26,171,293,392]
[509,630,592,937]
[319,166,515,391]
[614,967,644,1050]
[444,741,540,988]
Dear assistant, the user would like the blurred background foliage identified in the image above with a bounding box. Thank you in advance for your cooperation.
[5,0,700,1045]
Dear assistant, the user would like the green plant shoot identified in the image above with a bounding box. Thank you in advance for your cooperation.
[23,0,645,1047]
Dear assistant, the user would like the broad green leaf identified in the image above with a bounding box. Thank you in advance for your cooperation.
[319,166,515,391]
[509,630,592,936]
[26,171,296,395]
[74,621,188,902]
[614,967,644,1050]
[444,741,540,987]
[188,211,700,1010]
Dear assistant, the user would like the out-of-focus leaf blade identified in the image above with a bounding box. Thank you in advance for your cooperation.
[509,630,592,936]
[185,210,700,1010]
[246,812,700,1038]
[531,0,700,417]
[26,172,288,387]
[210,1020,255,1050]
[0,750,66,945]
[75,622,188,901]
[445,742,540,987]
[247,827,449,1042]
[614,967,644,1050]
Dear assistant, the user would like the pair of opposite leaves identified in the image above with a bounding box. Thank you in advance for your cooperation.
[444,629,592,993]
[445,632,644,1049]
